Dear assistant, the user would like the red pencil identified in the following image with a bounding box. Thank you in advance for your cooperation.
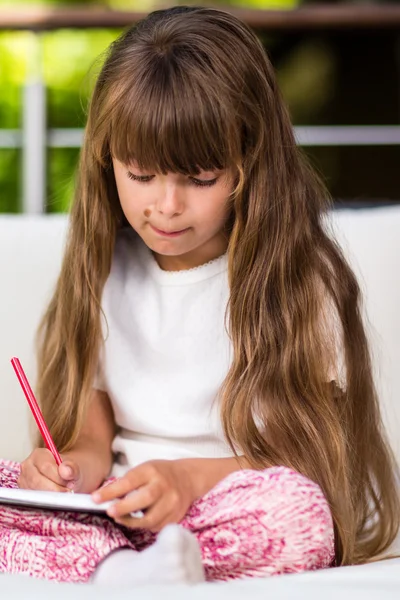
[11,357,62,466]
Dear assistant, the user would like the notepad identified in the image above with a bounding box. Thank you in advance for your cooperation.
[0,487,144,517]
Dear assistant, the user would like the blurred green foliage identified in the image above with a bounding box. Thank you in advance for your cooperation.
[0,0,299,213]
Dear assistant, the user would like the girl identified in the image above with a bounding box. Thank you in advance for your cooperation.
[1,5,399,585]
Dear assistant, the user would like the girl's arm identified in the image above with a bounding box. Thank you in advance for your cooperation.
[62,389,116,493]
[92,455,254,531]
[178,456,252,500]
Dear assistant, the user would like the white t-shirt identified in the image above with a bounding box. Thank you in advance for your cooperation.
[95,229,236,478]
[95,229,346,478]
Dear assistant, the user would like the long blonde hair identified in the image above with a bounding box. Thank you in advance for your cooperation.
[36,6,400,566]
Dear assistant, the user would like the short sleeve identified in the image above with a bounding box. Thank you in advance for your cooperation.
[93,344,107,392]
[93,366,106,391]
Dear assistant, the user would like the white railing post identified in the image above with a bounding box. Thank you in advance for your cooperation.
[22,32,46,214]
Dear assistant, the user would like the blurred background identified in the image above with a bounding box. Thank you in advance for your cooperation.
[0,0,399,214]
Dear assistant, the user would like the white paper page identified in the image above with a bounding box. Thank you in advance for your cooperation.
[0,487,144,517]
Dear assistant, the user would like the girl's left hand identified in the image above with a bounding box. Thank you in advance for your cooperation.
[91,459,195,532]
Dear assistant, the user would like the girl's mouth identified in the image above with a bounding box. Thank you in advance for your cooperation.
[150,225,190,238]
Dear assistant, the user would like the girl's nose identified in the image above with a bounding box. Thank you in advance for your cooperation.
[155,183,184,217]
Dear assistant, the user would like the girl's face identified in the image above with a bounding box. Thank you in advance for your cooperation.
[112,158,234,271]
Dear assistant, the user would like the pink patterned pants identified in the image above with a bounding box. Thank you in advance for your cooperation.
[0,459,334,583]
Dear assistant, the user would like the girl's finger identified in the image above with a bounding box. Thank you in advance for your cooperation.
[35,461,68,487]
[92,467,149,503]
[115,506,175,533]
[19,472,69,493]
[34,480,69,493]
[106,483,158,519]
[19,461,67,490]
[58,461,79,482]
[92,478,133,503]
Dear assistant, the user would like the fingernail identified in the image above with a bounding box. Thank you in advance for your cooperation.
[67,482,75,490]
[92,492,101,502]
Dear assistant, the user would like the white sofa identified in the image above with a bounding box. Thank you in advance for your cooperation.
[0,208,400,597]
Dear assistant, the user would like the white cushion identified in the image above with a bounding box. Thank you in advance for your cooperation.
[0,208,399,592]
[326,206,400,463]
[0,215,68,461]
[0,557,399,598]
[0,207,399,466]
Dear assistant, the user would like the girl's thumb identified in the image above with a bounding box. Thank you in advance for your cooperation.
[59,463,75,480]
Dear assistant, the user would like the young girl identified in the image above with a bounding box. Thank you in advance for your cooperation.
[1,5,399,586]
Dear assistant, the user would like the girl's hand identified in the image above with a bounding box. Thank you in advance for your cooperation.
[92,459,194,532]
[18,448,82,493]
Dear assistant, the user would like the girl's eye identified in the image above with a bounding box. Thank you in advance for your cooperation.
[126,171,154,183]
[126,171,218,187]
[190,177,218,187]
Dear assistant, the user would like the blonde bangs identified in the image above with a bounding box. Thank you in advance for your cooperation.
[106,58,239,175]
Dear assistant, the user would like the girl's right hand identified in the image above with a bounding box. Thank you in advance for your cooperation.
[18,448,82,493]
